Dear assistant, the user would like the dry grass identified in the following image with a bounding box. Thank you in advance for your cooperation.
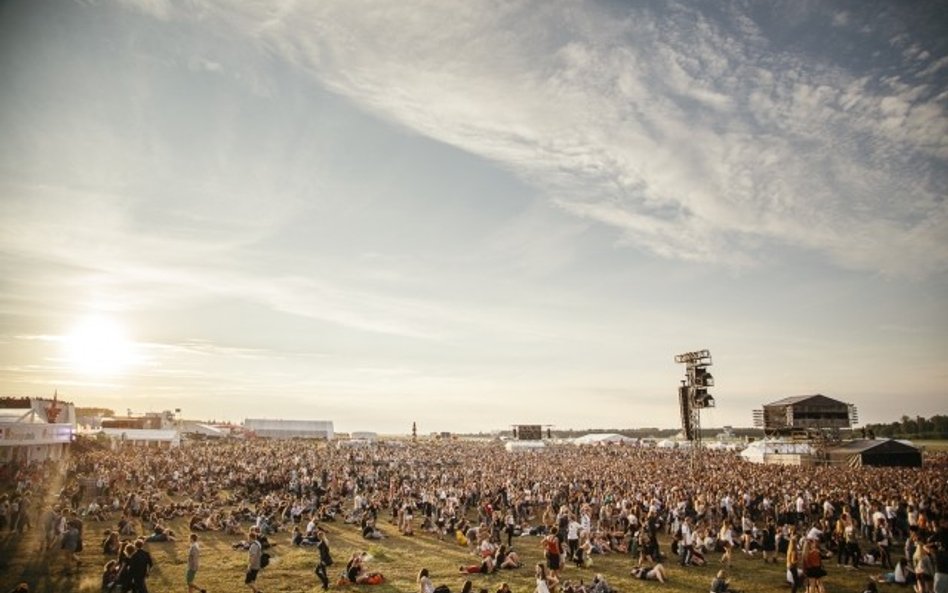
[0,509,886,593]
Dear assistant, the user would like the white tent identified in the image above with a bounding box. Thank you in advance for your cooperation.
[184,423,227,439]
[100,428,180,449]
[740,440,815,464]
[572,433,637,446]
[244,418,334,439]
[656,439,677,449]
[504,440,546,453]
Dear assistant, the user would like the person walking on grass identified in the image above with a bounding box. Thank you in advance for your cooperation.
[314,527,333,590]
[129,539,154,593]
[246,530,263,593]
[186,533,207,593]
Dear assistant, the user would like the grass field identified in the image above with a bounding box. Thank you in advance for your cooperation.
[0,505,890,593]
[915,439,948,452]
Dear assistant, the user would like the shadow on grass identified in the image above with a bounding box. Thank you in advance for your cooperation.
[0,531,96,593]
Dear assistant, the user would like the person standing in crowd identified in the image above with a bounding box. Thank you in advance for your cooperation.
[566,513,581,564]
[543,526,562,580]
[876,517,894,570]
[186,533,207,593]
[915,539,936,593]
[59,517,80,575]
[680,516,695,566]
[41,504,60,553]
[802,538,826,593]
[932,538,947,593]
[504,510,516,548]
[719,519,735,566]
[786,530,802,593]
[246,530,263,593]
[128,539,154,593]
[314,527,333,591]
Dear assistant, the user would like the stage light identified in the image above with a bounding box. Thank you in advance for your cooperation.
[674,349,717,446]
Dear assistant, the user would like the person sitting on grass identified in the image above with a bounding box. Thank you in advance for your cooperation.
[710,569,740,593]
[346,551,384,584]
[492,544,522,570]
[361,516,384,540]
[535,564,554,593]
[631,563,668,583]
[101,559,121,591]
[417,568,451,593]
[459,556,494,574]
[101,529,121,556]
[144,523,176,543]
[587,573,613,593]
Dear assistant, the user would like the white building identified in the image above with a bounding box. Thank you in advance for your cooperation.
[99,428,181,449]
[0,396,75,464]
[244,418,334,440]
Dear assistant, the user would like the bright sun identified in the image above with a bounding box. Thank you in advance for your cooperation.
[63,315,136,375]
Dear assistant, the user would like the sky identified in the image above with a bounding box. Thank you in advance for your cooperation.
[0,0,946,435]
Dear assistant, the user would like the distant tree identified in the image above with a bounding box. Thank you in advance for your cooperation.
[934,415,948,435]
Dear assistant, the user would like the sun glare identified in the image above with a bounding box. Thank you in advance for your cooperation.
[63,315,136,375]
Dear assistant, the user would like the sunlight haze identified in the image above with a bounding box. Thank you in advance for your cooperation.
[0,0,946,433]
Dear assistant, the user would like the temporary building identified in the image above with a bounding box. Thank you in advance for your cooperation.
[572,433,637,446]
[827,439,922,468]
[739,440,815,465]
[0,396,75,464]
[182,423,228,439]
[99,428,181,449]
[244,418,334,440]
[504,440,546,453]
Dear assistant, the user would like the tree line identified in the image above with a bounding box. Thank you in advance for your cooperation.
[860,414,948,439]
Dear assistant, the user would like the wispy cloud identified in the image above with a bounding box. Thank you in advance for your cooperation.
[142,0,948,277]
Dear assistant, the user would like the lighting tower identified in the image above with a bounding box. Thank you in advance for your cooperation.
[674,349,715,447]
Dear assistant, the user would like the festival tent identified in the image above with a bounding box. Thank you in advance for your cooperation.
[0,404,74,464]
[99,428,181,449]
[244,418,334,439]
[739,440,814,464]
[572,433,637,446]
[826,439,921,468]
[504,440,546,453]
[656,439,677,449]
[182,423,228,439]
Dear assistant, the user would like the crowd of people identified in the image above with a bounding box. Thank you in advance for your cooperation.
[1,437,947,592]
